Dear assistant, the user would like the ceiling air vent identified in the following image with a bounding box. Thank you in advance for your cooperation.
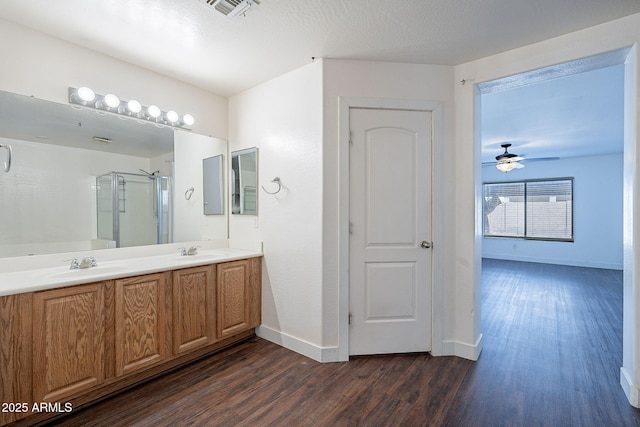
[200,0,260,20]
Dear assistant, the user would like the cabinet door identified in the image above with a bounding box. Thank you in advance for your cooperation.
[114,274,166,376]
[33,283,105,402]
[217,258,261,339]
[172,265,215,354]
[1,293,32,424]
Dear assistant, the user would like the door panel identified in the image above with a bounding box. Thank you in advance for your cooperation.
[349,107,432,355]
[366,262,416,320]
[172,265,215,354]
[217,259,251,339]
[114,274,166,376]
[33,283,105,402]
[366,128,417,246]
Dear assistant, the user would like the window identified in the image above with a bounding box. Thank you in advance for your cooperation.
[483,178,573,241]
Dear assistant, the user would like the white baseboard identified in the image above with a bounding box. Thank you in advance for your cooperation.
[483,254,623,270]
[256,325,341,363]
[440,334,484,361]
[620,366,640,407]
[258,325,484,363]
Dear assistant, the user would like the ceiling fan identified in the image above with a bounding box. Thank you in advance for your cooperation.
[483,143,559,173]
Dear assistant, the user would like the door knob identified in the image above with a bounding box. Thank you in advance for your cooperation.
[421,241,432,249]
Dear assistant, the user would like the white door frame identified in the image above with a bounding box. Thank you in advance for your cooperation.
[338,97,445,361]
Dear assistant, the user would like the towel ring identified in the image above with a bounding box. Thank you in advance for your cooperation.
[184,187,194,200]
[0,144,12,172]
[261,177,282,195]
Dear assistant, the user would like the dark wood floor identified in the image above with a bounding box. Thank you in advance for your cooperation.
[42,259,640,426]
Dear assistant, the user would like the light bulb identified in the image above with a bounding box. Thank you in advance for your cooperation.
[166,110,179,123]
[104,94,120,109]
[127,99,142,114]
[147,105,161,118]
[77,87,96,102]
[182,114,195,126]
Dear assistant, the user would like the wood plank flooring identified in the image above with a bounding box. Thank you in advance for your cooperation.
[40,259,640,426]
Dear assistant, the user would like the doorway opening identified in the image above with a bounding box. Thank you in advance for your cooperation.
[475,47,633,401]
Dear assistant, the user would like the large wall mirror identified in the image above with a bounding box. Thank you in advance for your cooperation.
[0,90,228,258]
[231,147,257,215]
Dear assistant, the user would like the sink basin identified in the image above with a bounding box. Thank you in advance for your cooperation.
[175,253,224,261]
[49,266,129,279]
[175,250,224,261]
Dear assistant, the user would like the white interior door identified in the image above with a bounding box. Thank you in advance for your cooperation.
[349,107,432,355]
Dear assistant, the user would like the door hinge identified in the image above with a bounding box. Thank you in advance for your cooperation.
[349,222,353,235]
[348,131,353,144]
[349,313,352,325]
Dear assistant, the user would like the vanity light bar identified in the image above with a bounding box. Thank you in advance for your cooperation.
[68,87,195,130]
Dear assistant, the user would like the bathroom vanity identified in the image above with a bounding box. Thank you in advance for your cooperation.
[0,243,262,426]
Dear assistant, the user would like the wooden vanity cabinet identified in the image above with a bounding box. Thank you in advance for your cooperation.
[32,283,107,403]
[172,265,215,354]
[0,255,261,427]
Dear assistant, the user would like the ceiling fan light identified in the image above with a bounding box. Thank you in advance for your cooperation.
[496,161,517,173]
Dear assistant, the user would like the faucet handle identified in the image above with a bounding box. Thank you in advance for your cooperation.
[179,247,187,256]
[187,246,200,256]
[66,258,80,270]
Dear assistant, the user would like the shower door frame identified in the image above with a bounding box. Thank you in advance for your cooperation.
[105,171,169,248]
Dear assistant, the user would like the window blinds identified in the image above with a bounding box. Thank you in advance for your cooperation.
[483,178,573,241]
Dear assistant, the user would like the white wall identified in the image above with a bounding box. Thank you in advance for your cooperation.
[455,12,640,407]
[482,154,624,270]
[228,59,459,361]
[0,18,227,139]
[228,61,325,358]
[228,58,465,362]
[0,137,152,257]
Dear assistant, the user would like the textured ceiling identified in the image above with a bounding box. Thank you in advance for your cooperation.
[0,0,634,163]
[481,64,625,163]
[0,0,639,96]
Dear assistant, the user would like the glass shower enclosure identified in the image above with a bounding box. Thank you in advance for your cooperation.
[96,172,170,248]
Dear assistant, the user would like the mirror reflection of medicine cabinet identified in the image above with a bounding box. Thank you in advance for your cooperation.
[203,154,224,215]
[231,148,257,215]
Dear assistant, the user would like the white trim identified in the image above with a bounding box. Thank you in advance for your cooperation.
[482,254,623,271]
[441,334,484,361]
[621,366,640,408]
[255,325,340,363]
[338,96,445,360]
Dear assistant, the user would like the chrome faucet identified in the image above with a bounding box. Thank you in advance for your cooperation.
[80,256,98,268]
[69,256,97,269]
[179,246,200,256]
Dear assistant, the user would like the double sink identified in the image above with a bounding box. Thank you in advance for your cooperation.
[0,247,260,296]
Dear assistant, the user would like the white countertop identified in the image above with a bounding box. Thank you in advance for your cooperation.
[0,240,262,297]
